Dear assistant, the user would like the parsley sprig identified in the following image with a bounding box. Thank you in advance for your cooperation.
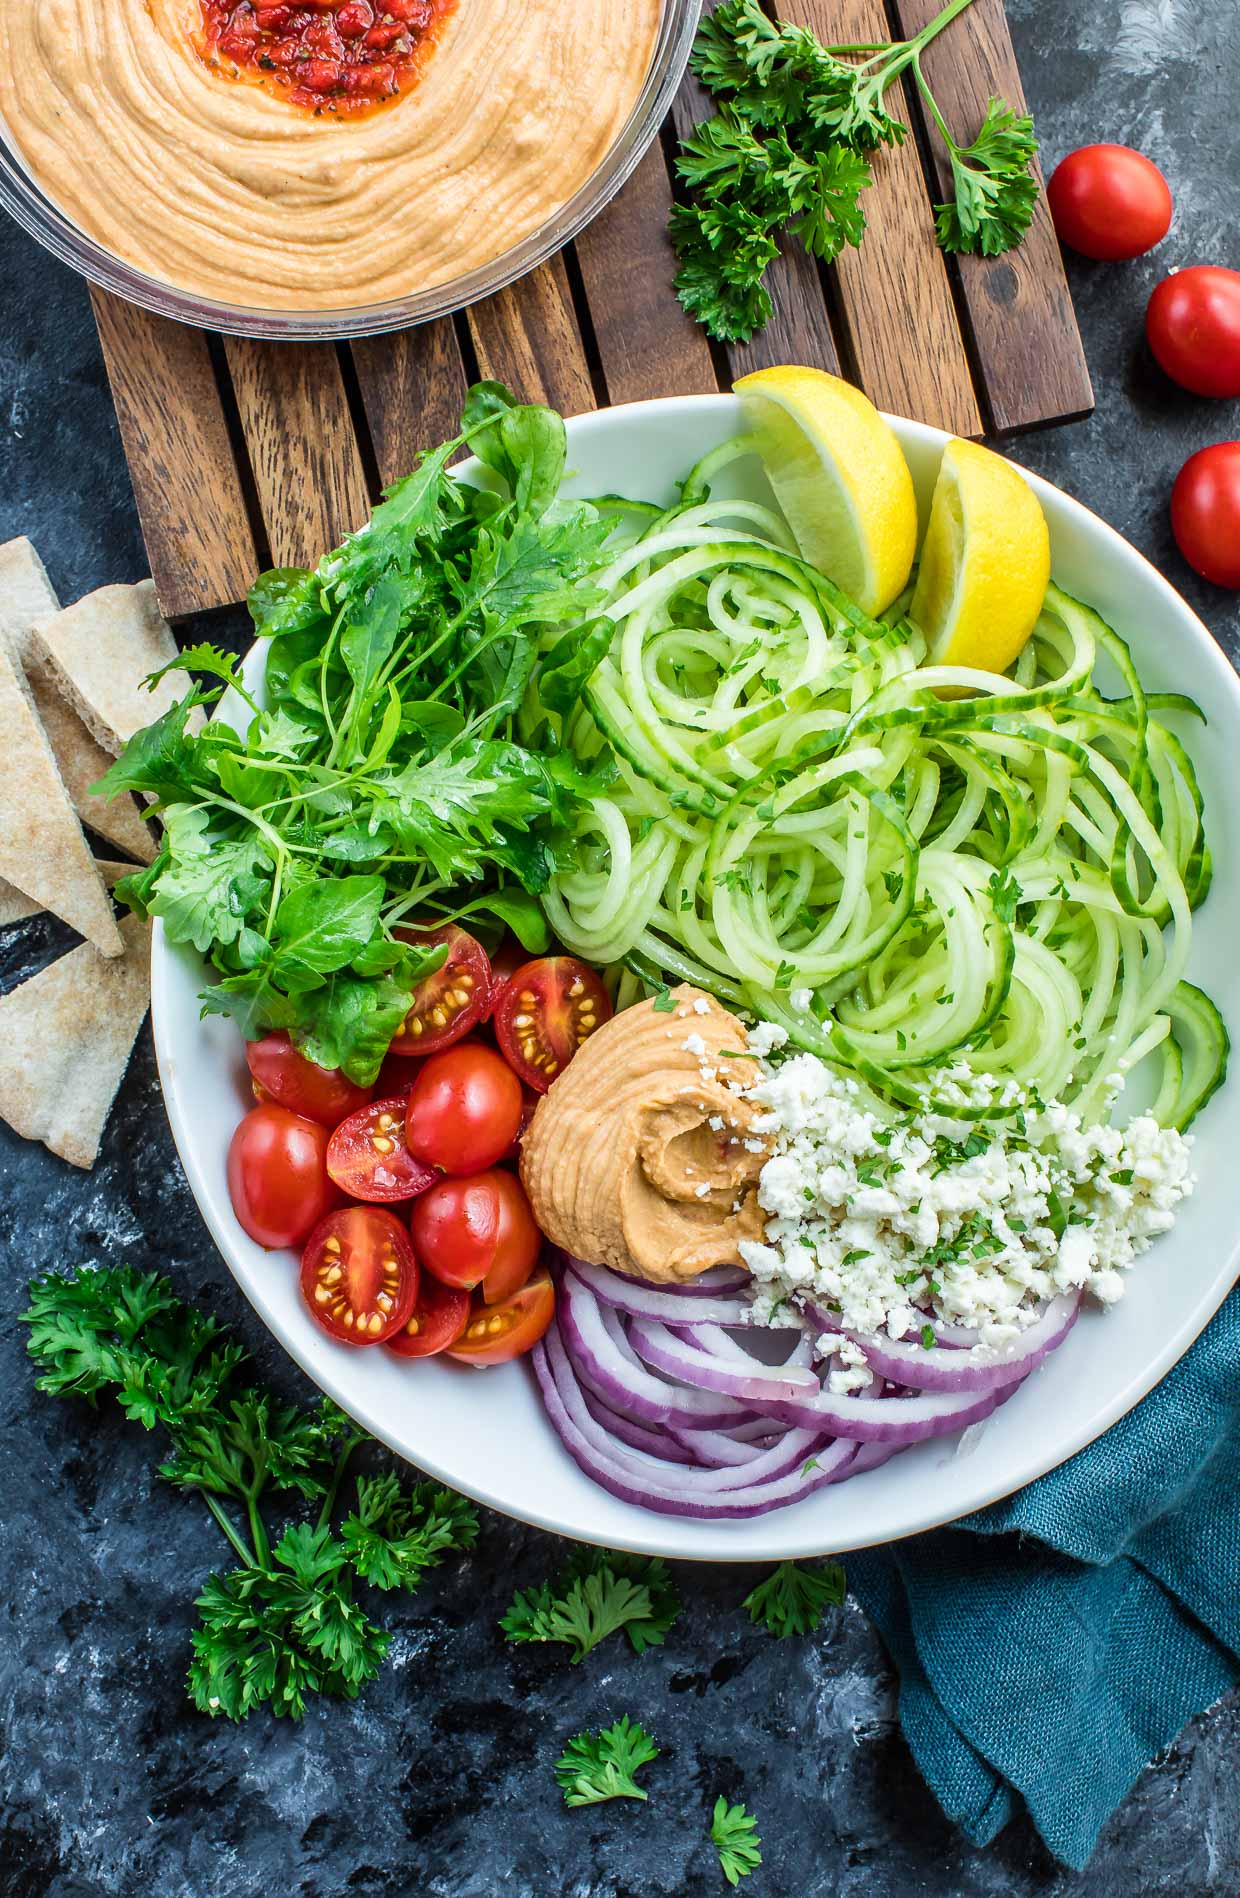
[743,1559,847,1637]
[711,1796,764,1885]
[22,1266,479,1721]
[501,1548,682,1662]
[555,1716,661,1806]
[671,0,1040,341]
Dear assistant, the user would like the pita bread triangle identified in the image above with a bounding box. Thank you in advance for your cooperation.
[0,639,122,955]
[0,912,150,1167]
[0,539,156,861]
[29,578,192,757]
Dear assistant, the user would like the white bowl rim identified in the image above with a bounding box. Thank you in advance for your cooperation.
[150,392,1240,1560]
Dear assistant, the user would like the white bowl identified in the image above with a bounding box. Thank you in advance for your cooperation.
[150,395,1240,1560]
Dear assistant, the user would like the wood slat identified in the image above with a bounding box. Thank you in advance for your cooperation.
[350,321,468,489]
[574,143,718,403]
[91,291,259,619]
[891,0,1093,434]
[668,44,843,384]
[786,1,982,436]
[467,257,596,415]
[222,338,370,571]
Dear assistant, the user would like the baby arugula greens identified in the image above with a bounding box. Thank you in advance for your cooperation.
[98,381,616,1085]
[672,0,1039,342]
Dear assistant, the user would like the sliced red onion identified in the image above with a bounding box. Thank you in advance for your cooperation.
[558,1272,756,1428]
[566,1256,789,1329]
[534,1328,859,1518]
[664,1420,827,1470]
[600,1259,751,1299]
[579,1384,697,1464]
[747,1379,1007,1442]
[683,1320,815,1374]
[628,1316,821,1407]
[839,1294,1081,1395]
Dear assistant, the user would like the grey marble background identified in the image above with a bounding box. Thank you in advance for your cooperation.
[1,1,1238,1892]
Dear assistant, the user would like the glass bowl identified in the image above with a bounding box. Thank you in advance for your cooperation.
[0,0,700,341]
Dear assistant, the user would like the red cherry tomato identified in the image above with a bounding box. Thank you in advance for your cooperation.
[300,1206,418,1345]
[445,1268,556,1366]
[1047,144,1172,261]
[500,1086,540,1162]
[326,1096,438,1202]
[245,1031,373,1127]
[385,1274,472,1358]
[227,1103,339,1249]
[1146,266,1240,398]
[492,957,613,1093]
[409,1168,541,1298]
[1171,444,1240,589]
[405,1042,523,1174]
[372,1052,422,1100]
[487,935,532,1006]
[388,924,492,1056]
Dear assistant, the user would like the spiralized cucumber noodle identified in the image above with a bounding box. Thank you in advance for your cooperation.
[523,437,1226,1131]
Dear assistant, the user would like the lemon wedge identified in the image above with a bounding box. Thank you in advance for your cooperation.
[735,365,917,617]
[910,437,1051,673]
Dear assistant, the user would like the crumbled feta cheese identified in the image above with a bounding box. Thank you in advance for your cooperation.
[681,1033,707,1057]
[692,996,711,1015]
[746,1021,788,1058]
[790,987,814,1013]
[737,1046,1194,1348]
[694,1183,711,1199]
[709,1115,725,1132]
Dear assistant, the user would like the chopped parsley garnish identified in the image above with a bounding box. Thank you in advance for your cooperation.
[711,1796,764,1886]
[920,1323,936,1350]
[743,1560,846,1637]
[652,987,678,1013]
[500,1549,682,1662]
[554,1716,660,1807]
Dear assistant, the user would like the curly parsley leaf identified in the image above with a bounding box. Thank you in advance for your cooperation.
[24,1266,478,1724]
[742,1560,847,1637]
[711,1796,763,1886]
[500,1549,682,1662]
[554,1716,661,1807]
[930,96,1040,256]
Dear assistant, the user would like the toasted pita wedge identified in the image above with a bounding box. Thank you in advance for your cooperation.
[30,579,195,758]
[0,641,122,955]
[0,912,150,1168]
[0,880,40,927]
[0,536,57,667]
[0,540,156,862]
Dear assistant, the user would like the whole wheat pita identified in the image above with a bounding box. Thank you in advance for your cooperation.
[30,579,198,757]
[0,539,155,862]
[0,912,150,1168]
[0,640,122,956]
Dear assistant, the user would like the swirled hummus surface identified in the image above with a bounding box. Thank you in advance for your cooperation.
[0,0,661,308]
[520,985,770,1285]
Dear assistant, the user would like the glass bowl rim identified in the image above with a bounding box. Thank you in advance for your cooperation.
[0,0,701,340]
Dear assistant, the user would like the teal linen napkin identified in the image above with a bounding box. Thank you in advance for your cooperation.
[848,1288,1240,1870]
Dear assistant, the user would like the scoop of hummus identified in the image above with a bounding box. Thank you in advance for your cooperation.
[520,985,770,1285]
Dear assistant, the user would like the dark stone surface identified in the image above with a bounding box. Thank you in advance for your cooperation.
[1,3,1238,1893]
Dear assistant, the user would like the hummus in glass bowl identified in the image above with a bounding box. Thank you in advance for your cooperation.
[0,0,693,337]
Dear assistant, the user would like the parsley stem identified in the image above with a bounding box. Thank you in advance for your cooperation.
[317,1431,366,1533]
[910,0,977,55]
[202,1494,256,1568]
[246,1489,272,1568]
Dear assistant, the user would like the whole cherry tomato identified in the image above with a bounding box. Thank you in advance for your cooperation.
[245,1031,373,1127]
[1146,266,1240,399]
[405,1042,523,1174]
[1171,444,1240,588]
[409,1168,541,1299]
[227,1103,339,1249]
[1047,144,1172,261]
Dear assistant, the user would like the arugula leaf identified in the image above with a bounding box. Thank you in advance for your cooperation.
[23,1266,478,1724]
[248,568,324,640]
[742,1560,847,1637]
[146,805,272,954]
[265,876,386,991]
[500,1549,682,1662]
[711,1797,763,1886]
[554,1716,660,1807]
[93,691,212,806]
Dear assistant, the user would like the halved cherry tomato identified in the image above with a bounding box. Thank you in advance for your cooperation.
[406,1042,523,1174]
[493,957,613,1092]
[228,1103,339,1249]
[445,1268,555,1365]
[388,924,492,1056]
[486,935,532,1006]
[409,1167,541,1298]
[500,1086,540,1162]
[301,1206,417,1345]
[327,1096,438,1202]
[245,1031,373,1127]
[373,1052,422,1100]
[386,1274,471,1358]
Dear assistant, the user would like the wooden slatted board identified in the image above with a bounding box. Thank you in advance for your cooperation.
[93,0,1092,621]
